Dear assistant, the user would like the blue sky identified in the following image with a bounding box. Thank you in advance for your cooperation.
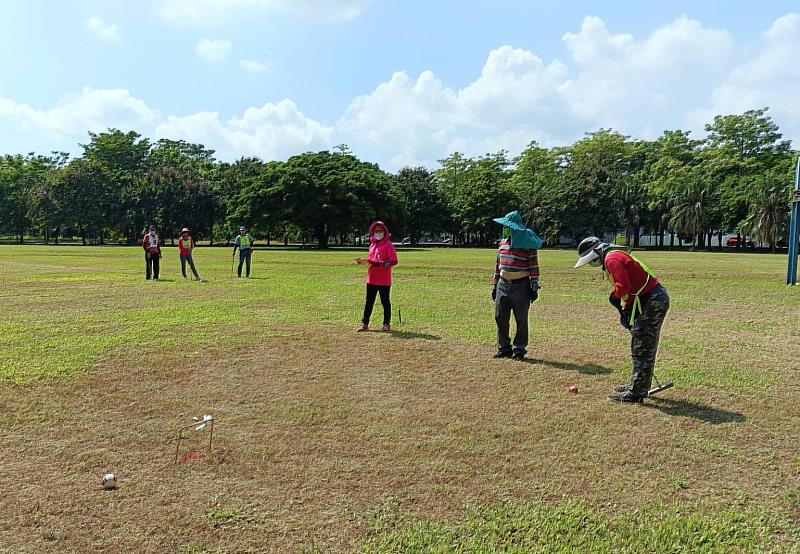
[1,0,799,169]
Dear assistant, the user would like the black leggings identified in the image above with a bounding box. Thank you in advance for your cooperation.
[362,284,391,325]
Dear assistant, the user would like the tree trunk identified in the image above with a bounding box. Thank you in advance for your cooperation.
[670,231,674,250]
[633,225,640,248]
[314,225,328,249]
[736,231,742,250]
[718,231,723,250]
[80,227,86,246]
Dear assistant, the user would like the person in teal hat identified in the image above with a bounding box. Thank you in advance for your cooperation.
[491,211,543,361]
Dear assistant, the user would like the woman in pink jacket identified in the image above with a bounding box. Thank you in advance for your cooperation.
[356,221,398,332]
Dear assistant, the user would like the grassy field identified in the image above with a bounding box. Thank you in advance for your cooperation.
[0,245,798,552]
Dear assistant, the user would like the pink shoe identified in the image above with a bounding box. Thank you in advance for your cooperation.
[356,323,369,332]
[381,324,391,333]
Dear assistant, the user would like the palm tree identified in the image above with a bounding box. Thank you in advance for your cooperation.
[740,176,790,253]
[669,174,710,249]
[615,176,645,246]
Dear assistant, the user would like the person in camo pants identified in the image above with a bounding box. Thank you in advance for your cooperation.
[575,236,670,403]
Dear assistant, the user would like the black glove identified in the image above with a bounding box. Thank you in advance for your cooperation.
[619,308,632,330]
[492,285,497,301]
[529,283,538,303]
[609,295,630,329]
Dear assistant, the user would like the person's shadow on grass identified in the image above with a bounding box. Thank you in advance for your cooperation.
[523,358,614,375]
[389,331,441,341]
[644,397,746,424]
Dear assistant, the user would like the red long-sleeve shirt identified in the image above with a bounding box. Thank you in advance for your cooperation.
[605,250,659,309]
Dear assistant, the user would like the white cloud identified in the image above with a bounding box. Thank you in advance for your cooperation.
[560,16,733,133]
[156,0,369,26]
[239,59,268,73]
[337,15,747,167]
[0,87,156,137]
[196,39,232,62]
[155,99,334,160]
[688,12,800,136]
[3,13,800,169]
[86,16,121,41]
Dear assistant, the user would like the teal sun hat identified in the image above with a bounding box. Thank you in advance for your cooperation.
[493,211,543,249]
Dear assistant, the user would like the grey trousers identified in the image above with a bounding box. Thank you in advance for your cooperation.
[180,253,199,279]
[495,278,530,355]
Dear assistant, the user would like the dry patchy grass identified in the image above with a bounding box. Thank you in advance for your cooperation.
[0,245,798,552]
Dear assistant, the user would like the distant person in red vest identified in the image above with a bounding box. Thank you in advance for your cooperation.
[178,227,203,281]
[142,224,162,280]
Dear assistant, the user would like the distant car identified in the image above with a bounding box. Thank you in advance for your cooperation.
[726,237,755,248]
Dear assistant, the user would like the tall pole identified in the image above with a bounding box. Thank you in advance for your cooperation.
[788,157,800,285]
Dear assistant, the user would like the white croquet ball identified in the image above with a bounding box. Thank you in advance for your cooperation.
[102,473,118,490]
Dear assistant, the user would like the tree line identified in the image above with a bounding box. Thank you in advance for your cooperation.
[0,107,797,251]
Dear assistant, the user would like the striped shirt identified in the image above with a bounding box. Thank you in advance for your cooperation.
[493,238,540,285]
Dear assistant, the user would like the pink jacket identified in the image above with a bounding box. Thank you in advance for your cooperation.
[366,221,398,286]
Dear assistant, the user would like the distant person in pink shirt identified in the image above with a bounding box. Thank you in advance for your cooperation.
[355,221,398,332]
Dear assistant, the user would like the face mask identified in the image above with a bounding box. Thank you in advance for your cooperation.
[502,227,510,238]
[374,232,385,240]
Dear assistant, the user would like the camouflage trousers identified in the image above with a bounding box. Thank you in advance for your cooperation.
[629,285,670,396]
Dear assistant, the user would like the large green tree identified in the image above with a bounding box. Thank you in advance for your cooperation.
[276,150,404,248]
[548,130,637,240]
[510,142,559,242]
[396,166,448,245]
[701,108,792,247]
[49,159,118,244]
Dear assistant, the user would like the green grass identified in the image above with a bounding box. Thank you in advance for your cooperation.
[0,245,798,551]
[1,246,796,389]
[357,497,796,553]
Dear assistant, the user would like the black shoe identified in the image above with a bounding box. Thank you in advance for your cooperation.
[511,352,525,361]
[493,351,512,359]
[614,383,631,393]
[608,390,645,403]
